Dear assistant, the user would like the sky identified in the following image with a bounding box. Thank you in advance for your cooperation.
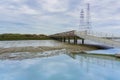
[0,0,120,36]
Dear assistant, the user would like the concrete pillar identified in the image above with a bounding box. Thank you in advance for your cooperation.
[74,37,75,44]
[57,38,60,41]
[74,37,77,44]
[60,38,62,42]
[82,39,84,44]
[75,38,78,44]
[63,37,66,42]
[68,37,70,43]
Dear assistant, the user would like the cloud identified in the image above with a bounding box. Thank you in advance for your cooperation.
[0,0,119,35]
[38,0,69,12]
[0,3,39,15]
[18,5,39,15]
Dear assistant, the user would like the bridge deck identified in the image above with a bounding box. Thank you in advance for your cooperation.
[50,30,120,48]
[75,31,120,47]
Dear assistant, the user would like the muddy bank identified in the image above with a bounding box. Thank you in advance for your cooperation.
[0,49,66,60]
[0,44,106,60]
[0,46,63,54]
[0,44,101,54]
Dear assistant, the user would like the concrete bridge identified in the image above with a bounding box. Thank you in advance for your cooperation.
[50,30,120,48]
[50,30,84,44]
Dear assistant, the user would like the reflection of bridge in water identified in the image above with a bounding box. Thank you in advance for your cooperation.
[67,53,120,72]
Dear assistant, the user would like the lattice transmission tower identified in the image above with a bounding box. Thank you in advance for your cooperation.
[79,9,85,31]
[86,3,91,33]
[79,3,92,33]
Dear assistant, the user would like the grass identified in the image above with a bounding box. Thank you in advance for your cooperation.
[0,33,51,40]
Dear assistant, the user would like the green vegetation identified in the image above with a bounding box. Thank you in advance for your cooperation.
[0,34,51,40]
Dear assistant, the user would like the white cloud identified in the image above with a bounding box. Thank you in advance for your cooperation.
[19,5,39,15]
[0,0,119,35]
[39,0,69,12]
[0,4,39,15]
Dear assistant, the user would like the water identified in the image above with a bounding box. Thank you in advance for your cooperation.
[0,40,62,48]
[87,48,120,55]
[0,52,120,80]
[87,39,120,55]
[0,40,120,80]
[115,39,120,43]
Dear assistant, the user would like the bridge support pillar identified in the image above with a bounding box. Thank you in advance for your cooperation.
[60,38,62,42]
[74,37,77,44]
[63,37,66,42]
[68,37,70,43]
[82,39,84,44]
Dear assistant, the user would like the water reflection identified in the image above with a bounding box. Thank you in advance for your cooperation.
[67,53,120,74]
[0,52,120,80]
[0,40,62,48]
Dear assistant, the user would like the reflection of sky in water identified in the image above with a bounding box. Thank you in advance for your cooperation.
[0,54,120,80]
[87,48,120,55]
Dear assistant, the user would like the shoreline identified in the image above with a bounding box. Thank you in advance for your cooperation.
[0,43,105,54]
[0,40,119,60]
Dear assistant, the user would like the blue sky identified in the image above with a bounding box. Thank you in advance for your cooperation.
[0,0,120,35]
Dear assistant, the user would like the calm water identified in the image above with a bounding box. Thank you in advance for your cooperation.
[0,40,120,80]
[0,52,120,80]
[0,40,63,48]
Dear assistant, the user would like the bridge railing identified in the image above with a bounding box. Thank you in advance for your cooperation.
[75,30,120,47]
[88,31,114,38]
[75,30,114,39]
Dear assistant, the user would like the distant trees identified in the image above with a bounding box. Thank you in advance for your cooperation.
[0,34,50,40]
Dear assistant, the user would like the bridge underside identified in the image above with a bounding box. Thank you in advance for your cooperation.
[50,30,85,44]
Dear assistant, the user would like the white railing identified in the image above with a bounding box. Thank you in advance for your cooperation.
[74,30,120,47]
[76,30,114,38]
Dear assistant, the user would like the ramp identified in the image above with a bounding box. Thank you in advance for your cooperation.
[75,31,120,47]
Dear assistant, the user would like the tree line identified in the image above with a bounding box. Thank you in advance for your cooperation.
[0,34,51,40]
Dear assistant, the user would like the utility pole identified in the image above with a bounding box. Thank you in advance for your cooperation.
[80,9,85,31]
[86,3,91,33]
